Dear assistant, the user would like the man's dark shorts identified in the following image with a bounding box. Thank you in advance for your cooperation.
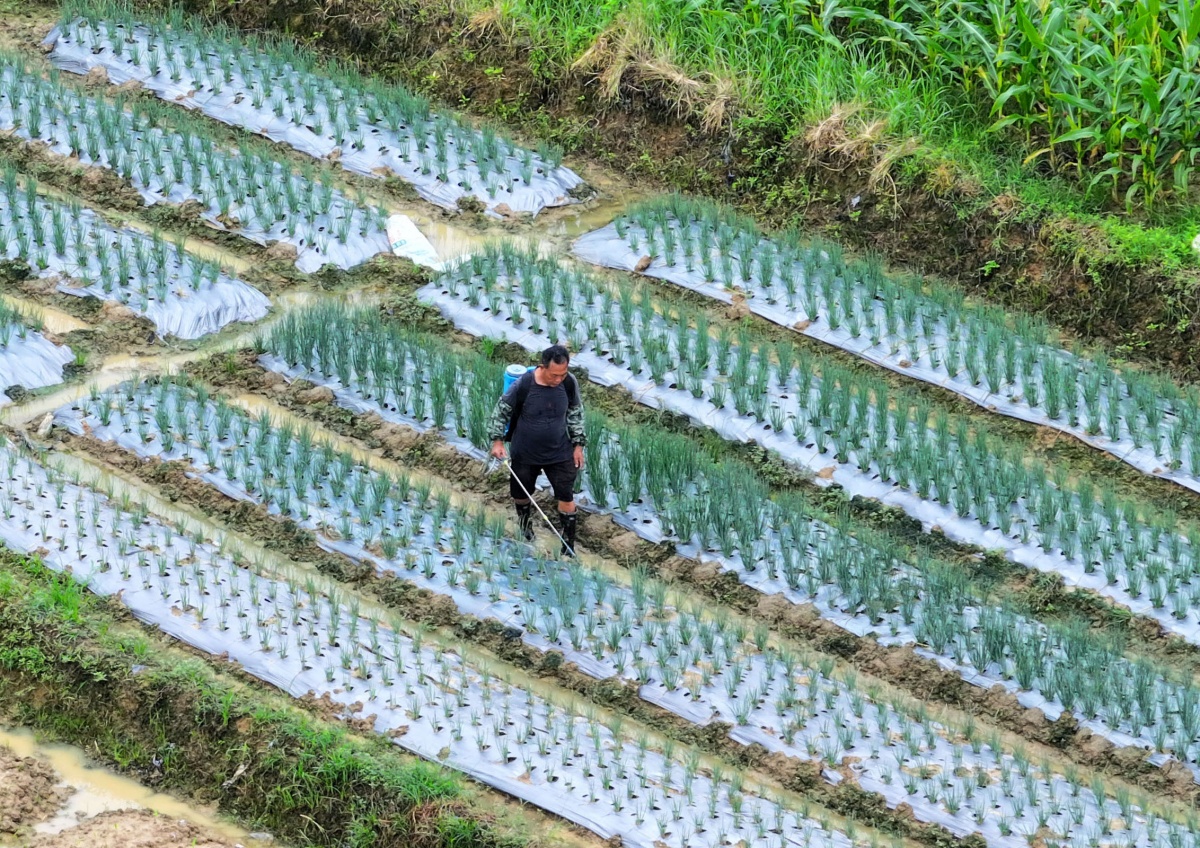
[509,458,577,502]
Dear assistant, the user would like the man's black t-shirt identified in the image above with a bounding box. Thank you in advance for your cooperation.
[510,381,573,465]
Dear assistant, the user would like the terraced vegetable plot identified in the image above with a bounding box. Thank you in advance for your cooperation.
[256,305,1200,774]
[419,245,1200,645]
[0,54,389,272]
[0,437,864,848]
[8,5,1200,848]
[0,167,268,339]
[56,364,1200,845]
[574,197,1200,495]
[47,3,586,215]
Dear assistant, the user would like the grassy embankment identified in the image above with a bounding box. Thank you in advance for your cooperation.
[0,548,565,848]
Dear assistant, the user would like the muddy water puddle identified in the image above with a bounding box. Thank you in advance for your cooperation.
[395,184,640,266]
[0,294,90,335]
[1,290,323,428]
[543,193,637,240]
[0,726,274,847]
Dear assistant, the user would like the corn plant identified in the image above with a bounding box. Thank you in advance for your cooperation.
[896,0,1200,209]
[817,0,1200,207]
[516,0,1200,209]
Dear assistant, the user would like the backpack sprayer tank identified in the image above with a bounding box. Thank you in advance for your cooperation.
[503,363,533,393]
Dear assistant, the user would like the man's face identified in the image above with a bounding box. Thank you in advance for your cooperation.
[542,360,569,386]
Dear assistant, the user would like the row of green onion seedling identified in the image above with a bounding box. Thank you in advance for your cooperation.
[48,2,584,215]
[0,57,388,273]
[418,244,1200,648]
[0,437,867,848]
[573,195,1200,496]
[259,303,1200,776]
[0,299,72,400]
[0,167,268,339]
[55,375,1200,846]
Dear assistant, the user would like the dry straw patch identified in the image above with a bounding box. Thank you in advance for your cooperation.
[462,0,735,133]
[464,3,520,44]
[800,101,921,206]
[570,11,737,136]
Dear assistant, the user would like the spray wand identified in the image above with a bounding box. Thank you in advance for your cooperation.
[489,456,577,558]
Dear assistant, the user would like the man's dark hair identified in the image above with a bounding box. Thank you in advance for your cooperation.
[541,344,570,366]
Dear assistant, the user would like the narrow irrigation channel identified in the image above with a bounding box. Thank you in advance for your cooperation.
[4,1,1200,847]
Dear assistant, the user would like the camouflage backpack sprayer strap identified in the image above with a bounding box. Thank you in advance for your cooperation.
[503,367,534,441]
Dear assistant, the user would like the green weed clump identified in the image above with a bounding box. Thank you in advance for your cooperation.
[493,0,1200,211]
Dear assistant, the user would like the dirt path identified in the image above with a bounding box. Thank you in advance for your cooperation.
[0,745,69,837]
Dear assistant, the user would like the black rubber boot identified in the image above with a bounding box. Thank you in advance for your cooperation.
[515,501,535,542]
[559,511,578,557]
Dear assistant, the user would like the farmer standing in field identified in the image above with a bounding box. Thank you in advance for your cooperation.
[489,344,586,557]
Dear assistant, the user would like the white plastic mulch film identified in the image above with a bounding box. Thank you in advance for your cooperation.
[0,59,389,273]
[4,434,861,848]
[416,248,1200,650]
[46,19,585,216]
[573,209,1200,497]
[253,307,1200,784]
[0,306,72,401]
[0,174,268,340]
[55,380,1200,844]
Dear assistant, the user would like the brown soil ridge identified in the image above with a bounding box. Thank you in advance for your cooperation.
[181,353,1200,805]
[0,744,71,835]
[0,260,160,359]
